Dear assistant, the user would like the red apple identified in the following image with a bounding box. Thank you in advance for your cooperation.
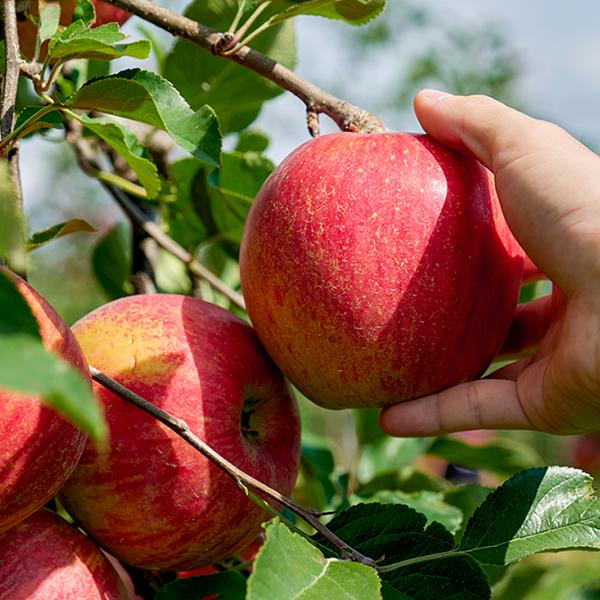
[0,508,131,599]
[59,294,300,571]
[569,433,600,475]
[0,268,89,534]
[93,1,131,27]
[239,132,523,409]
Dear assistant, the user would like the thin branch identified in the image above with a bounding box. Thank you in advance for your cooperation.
[90,366,377,568]
[104,0,385,135]
[66,123,247,310]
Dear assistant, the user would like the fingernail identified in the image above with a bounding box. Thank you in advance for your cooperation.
[419,89,453,102]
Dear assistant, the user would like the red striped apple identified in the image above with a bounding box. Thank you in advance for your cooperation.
[0,508,130,599]
[0,269,89,534]
[239,132,523,409]
[60,294,300,570]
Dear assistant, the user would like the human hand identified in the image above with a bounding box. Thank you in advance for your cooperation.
[381,91,600,436]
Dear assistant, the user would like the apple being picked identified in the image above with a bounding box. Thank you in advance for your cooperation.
[60,294,300,571]
[240,132,523,409]
[0,269,89,534]
[0,508,130,600]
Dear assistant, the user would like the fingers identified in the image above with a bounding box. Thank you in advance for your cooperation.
[413,90,536,170]
[498,295,553,358]
[380,379,534,437]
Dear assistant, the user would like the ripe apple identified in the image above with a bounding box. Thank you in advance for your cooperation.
[0,508,131,599]
[0,268,89,534]
[239,132,524,409]
[59,294,301,571]
[18,0,131,59]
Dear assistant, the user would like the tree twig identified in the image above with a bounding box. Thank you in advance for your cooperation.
[104,0,385,135]
[1,0,24,209]
[90,366,377,568]
[66,122,247,310]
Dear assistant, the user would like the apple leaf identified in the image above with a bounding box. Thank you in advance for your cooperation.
[27,218,97,250]
[349,490,463,534]
[247,520,382,599]
[0,161,25,268]
[72,0,96,26]
[73,113,161,199]
[427,436,544,477]
[207,150,274,243]
[236,129,270,153]
[321,503,491,599]
[67,69,221,166]
[155,572,246,600]
[38,1,61,43]
[0,272,106,441]
[14,105,64,139]
[459,467,600,565]
[48,21,151,62]
[356,436,431,484]
[444,484,493,544]
[0,271,40,338]
[163,0,296,133]
[163,158,210,250]
[91,222,133,300]
[271,0,387,26]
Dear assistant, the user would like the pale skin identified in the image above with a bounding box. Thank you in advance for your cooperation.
[380,90,600,437]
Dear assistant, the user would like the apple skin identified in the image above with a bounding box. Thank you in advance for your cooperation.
[0,269,89,534]
[239,132,523,409]
[18,1,131,59]
[0,508,130,600]
[59,294,301,571]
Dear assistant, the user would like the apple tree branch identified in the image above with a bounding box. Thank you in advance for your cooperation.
[103,0,385,136]
[90,366,377,568]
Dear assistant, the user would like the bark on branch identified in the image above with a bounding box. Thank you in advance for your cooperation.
[104,0,385,135]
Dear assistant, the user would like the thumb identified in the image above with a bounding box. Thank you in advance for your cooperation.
[413,90,538,171]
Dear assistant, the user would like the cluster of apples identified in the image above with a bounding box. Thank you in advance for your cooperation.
[0,122,529,595]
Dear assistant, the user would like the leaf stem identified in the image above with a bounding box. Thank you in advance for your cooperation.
[90,367,377,567]
[233,1,271,42]
[96,171,149,199]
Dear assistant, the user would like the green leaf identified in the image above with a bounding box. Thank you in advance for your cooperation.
[248,520,382,599]
[0,271,41,338]
[0,334,105,440]
[38,2,61,42]
[207,150,274,242]
[164,0,296,133]
[323,503,491,599]
[357,437,432,484]
[350,490,463,534]
[236,129,270,153]
[48,21,151,62]
[27,218,97,250]
[67,69,221,166]
[14,105,64,138]
[74,113,161,198]
[163,158,210,249]
[155,572,246,600]
[72,0,96,26]
[443,484,493,544]
[459,467,600,565]
[0,161,25,266]
[271,0,387,26]
[91,222,132,299]
[427,435,543,477]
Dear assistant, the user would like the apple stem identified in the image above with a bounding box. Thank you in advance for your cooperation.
[102,0,386,135]
[90,366,378,569]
